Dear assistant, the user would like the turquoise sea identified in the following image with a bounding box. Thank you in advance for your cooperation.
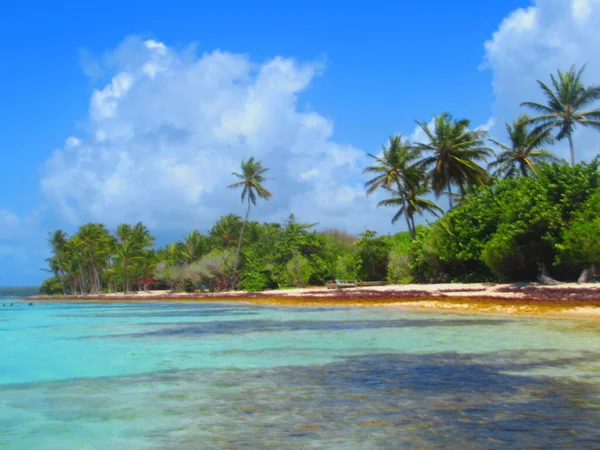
[1,300,600,449]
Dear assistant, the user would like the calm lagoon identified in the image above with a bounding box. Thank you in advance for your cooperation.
[1,301,600,448]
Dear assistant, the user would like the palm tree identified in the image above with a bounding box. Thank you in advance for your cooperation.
[131,222,154,249]
[75,223,113,294]
[489,114,559,178]
[228,157,272,270]
[415,113,492,210]
[183,231,209,263]
[210,214,243,249]
[65,236,87,295]
[364,135,424,238]
[377,182,443,237]
[521,65,600,165]
[116,223,133,243]
[47,230,68,295]
[115,240,143,293]
[156,242,186,267]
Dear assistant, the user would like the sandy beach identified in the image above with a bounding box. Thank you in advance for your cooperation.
[28,282,600,318]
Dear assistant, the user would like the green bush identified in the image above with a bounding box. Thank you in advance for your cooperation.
[408,159,600,282]
[283,254,313,287]
[557,188,600,269]
[38,277,63,295]
[387,231,413,284]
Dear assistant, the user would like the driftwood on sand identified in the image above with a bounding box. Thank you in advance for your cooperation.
[578,265,598,284]
[537,263,561,285]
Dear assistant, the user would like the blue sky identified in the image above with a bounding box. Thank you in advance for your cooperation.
[1,0,599,285]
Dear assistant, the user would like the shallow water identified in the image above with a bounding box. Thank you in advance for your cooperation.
[1,301,600,448]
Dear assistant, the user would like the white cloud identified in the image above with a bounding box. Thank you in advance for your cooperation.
[41,37,392,234]
[476,117,495,133]
[483,0,600,162]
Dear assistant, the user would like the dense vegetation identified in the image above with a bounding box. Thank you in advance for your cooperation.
[39,66,600,295]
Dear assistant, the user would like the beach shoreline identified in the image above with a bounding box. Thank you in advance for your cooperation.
[26,282,600,318]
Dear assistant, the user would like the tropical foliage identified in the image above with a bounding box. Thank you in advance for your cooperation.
[39,66,600,293]
[408,159,600,282]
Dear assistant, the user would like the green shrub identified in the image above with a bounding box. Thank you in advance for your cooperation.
[283,254,313,287]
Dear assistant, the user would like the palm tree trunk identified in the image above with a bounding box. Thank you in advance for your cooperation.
[87,248,103,294]
[59,270,67,296]
[77,259,86,294]
[124,263,129,293]
[405,213,415,240]
[88,264,97,294]
[55,254,67,296]
[519,161,528,177]
[568,134,575,166]
[234,201,252,271]
[71,275,78,296]
[404,210,414,239]
[447,183,453,210]
[410,216,417,240]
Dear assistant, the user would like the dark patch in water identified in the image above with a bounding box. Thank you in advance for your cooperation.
[58,309,257,319]
[104,317,511,339]
[43,302,250,311]
[2,351,599,448]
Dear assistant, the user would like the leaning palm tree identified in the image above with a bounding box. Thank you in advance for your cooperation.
[521,65,600,165]
[489,114,559,178]
[364,135,424,238]
[228,157,272,270]
[415,113,493,210]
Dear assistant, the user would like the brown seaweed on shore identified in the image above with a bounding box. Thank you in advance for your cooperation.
[27,284,600,308]
[494,286,600,302]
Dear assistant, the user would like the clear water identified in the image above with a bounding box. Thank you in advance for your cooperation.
[1,300,600,449]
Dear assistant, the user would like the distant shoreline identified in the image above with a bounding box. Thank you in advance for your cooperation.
[26,282,600,318]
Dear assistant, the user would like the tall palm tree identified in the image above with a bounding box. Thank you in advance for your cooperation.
[47,230,68,295]
[115,240,143,293]
[228,157,272,270]
[521,65,600,165]
[364,135,424,238]
[75,223,113,294]
[65,235,87,295]
[489,114,559,178]
[415,113,492,210]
